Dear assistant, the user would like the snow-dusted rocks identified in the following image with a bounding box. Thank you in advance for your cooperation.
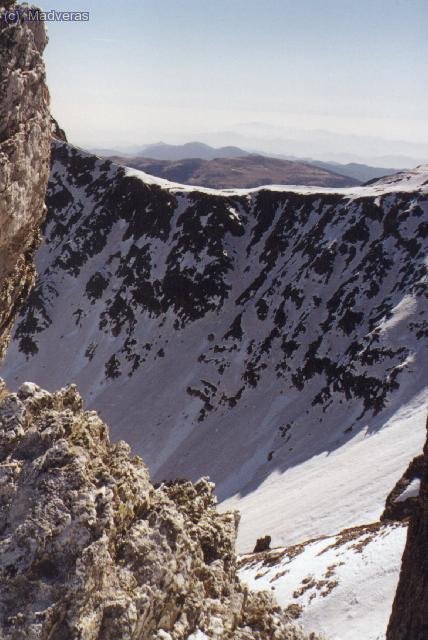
[0,381,314,640]
[0,2,50,357]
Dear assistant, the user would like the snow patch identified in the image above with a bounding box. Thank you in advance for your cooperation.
[394,478,421,502]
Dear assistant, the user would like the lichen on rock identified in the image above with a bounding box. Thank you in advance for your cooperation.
[0,380,314,639]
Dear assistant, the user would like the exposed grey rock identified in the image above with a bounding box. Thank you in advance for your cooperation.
[0,2,51,357]
[0,381,315,640]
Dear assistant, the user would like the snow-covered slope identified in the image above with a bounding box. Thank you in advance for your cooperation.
[238,521,407,640]
[1,142,427,554]
[224,395,426,550]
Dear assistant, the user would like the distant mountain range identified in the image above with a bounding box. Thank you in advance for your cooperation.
[310,160,399,183]
[91,141,248,161]
[196,124,428,169]
[138,141,249,161]
[91,126,428,171]
[108,153,361,188]
[94,141,400,185]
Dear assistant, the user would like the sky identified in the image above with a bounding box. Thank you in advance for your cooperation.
[42,0,428,159]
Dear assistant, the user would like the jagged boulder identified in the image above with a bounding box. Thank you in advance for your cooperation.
[0,2,51,357]
[253,536,271,554]
[386,417,428,640]
[0,380,314,640]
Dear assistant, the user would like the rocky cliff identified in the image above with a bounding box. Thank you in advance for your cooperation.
[0,2,51,358]
[0,381,312,640]
[386,417,428,640]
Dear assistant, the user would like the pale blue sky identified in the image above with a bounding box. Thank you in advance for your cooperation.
[43,0,428,152]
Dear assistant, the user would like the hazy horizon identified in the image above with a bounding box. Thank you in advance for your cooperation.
[43,0,428,165]
[88,126,428,169]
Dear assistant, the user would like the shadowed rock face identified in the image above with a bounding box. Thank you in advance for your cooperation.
[381,453,426,522]
[0,381,313,640]
[386,417,428,640]
[0,2,51,358]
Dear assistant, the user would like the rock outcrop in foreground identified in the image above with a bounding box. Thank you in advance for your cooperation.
[387,417,428,640]
[0,2,51,358]
[0,380,313,640]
